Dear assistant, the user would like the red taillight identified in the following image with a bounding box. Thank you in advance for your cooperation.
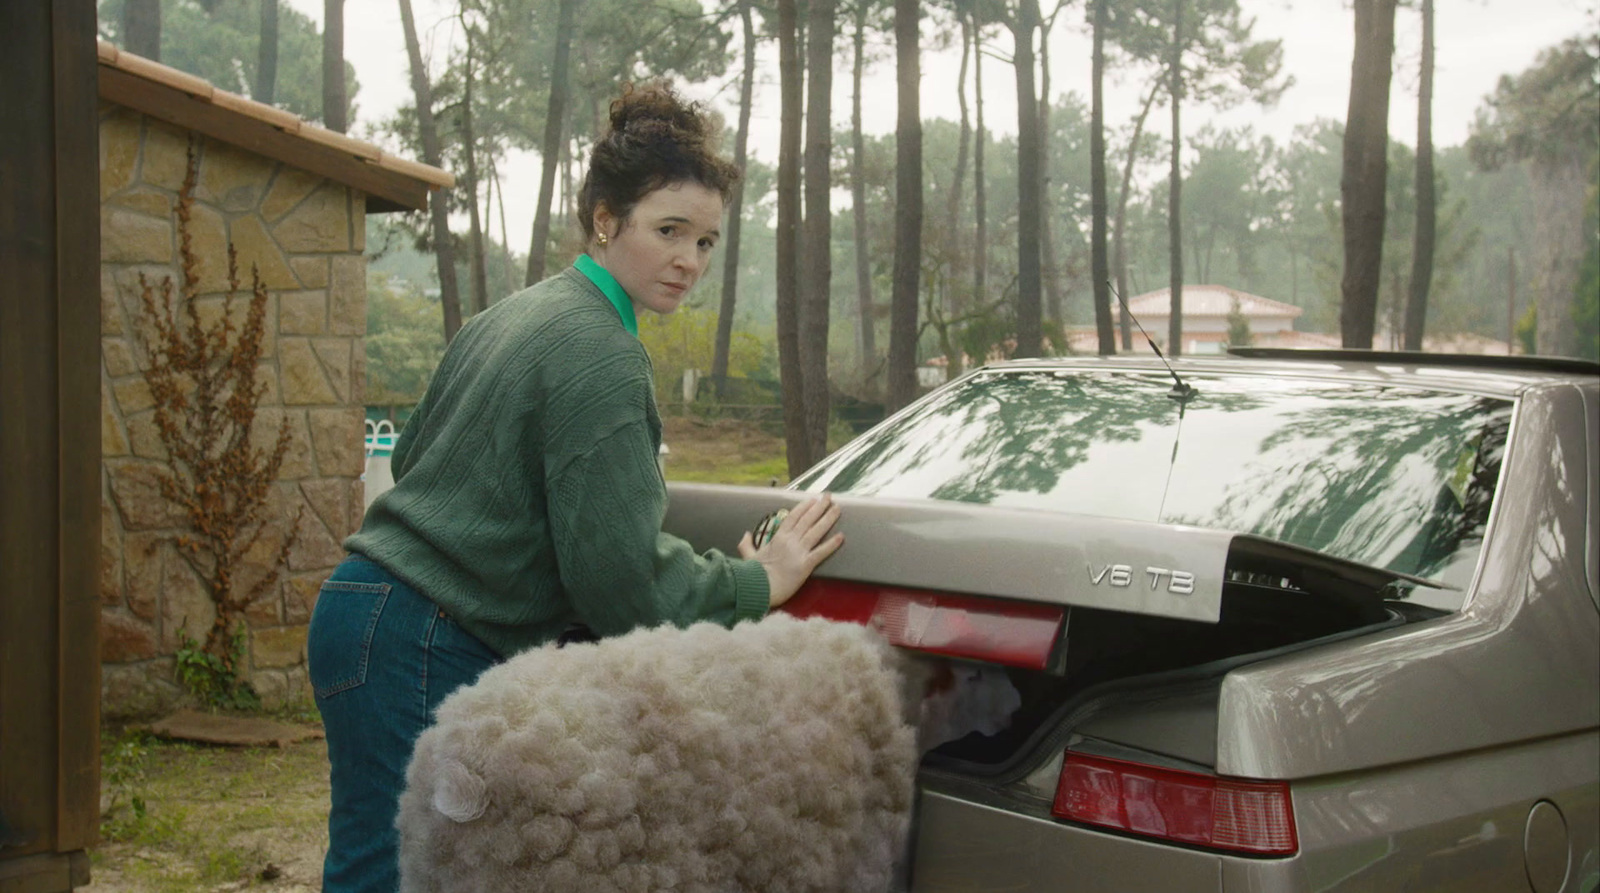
[1052,752,1298,856]
[779,578,1064,670]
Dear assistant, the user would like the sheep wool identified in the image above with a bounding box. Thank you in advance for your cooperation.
[397,614,925,893]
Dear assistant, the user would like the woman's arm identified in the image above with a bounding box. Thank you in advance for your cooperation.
[545,415,769,636]
[541,367,840,636]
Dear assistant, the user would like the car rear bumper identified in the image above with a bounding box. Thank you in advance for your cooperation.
[909,788,1229,892]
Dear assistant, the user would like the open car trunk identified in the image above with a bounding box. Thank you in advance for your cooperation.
[663,483,1445,772]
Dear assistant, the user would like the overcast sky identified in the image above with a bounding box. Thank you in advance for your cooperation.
[283,0,1597,256]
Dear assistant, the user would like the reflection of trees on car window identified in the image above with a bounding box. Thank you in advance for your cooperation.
[813,385,980,492]
[819,372,1264,505]
[1196,389,1511,576]
[1392,407,1508,579]
[927,375,1162,503]
[1529,403,1580,597]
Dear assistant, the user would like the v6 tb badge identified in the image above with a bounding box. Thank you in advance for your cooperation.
[1088,564,1196,595]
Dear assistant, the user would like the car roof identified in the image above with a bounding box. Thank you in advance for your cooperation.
[980,349,1600,400]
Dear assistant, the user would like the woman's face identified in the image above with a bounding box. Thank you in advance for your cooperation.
[592,182,723,317]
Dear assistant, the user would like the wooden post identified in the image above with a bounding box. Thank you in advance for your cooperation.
[0,0,101,890]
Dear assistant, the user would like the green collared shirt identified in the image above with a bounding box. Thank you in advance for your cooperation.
[574,253,638,337]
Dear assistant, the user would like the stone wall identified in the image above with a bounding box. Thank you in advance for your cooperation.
[99,103,367,716]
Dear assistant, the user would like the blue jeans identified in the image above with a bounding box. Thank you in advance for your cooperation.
[309,554,500,893]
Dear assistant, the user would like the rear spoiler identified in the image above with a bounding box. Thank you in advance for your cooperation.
[663,483,1450,625]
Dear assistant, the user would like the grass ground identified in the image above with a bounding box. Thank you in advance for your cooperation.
[86,418,790,891]
[88,717,330,893]
[660,413,791,485]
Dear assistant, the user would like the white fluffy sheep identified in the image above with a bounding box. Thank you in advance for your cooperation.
[396,613,1018,893]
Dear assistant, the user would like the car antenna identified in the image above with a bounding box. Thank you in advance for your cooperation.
[1112,280,1195,403]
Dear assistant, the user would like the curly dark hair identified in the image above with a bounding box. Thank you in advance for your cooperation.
[576,81,742,242]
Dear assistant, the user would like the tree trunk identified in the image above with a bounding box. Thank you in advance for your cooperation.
[1193,227,1210,285]
[462,33,489,315]
[256,0,278,104]
[562,130,576,226]
[973,5,988,312]
[947,14,972,311]
[1040,223,1062,332]
[322,0,346,131]
[1090,0,1114,354]
[1403,0,1434,351]
[1532,160,1589,356]
[526,0,577,286]
[1166,0,1184,357]
[492,157,518,292]
[887,0,922,412]
[713,0,758,398]
[482,155,497,277]
[937,16,972,378]
[1387,263,1405,349]
[1289,238,1299,304]
[1038,18,1063,338]
[801,0,835,461]
[1114,82,1159,350]
[1508,247,1517,353]
[1012,0,1043,358]
[123,0,160,60]
[850,0,876,378]
[398,0,463,342]
[777,0,809,474]
[1340,0,1398,349]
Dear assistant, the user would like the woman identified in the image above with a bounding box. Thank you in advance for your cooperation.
[308,82,844,893]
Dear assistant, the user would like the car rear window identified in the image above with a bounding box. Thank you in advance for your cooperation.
[795,370,1512,611]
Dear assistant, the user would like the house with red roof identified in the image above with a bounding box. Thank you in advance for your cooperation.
[1066,285,1340,354]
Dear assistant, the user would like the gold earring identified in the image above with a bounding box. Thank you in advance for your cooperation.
[597,232,608,246]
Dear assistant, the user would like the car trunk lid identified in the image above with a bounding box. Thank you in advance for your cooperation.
[663,482,1444,640]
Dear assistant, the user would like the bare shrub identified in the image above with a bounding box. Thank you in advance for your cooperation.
[137,141,300,705]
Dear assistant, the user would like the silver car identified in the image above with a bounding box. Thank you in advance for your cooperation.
[663,349,1599,893]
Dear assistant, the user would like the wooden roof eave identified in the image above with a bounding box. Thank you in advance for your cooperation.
[98,65,435,214]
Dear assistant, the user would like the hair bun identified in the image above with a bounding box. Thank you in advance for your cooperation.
[608,81,710,149]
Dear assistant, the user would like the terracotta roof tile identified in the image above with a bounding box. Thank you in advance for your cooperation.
[211,89,302,133]
[298,124,383,162]
[113,48,215,100]
[377,153,456,187]
[97,39,454,191]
